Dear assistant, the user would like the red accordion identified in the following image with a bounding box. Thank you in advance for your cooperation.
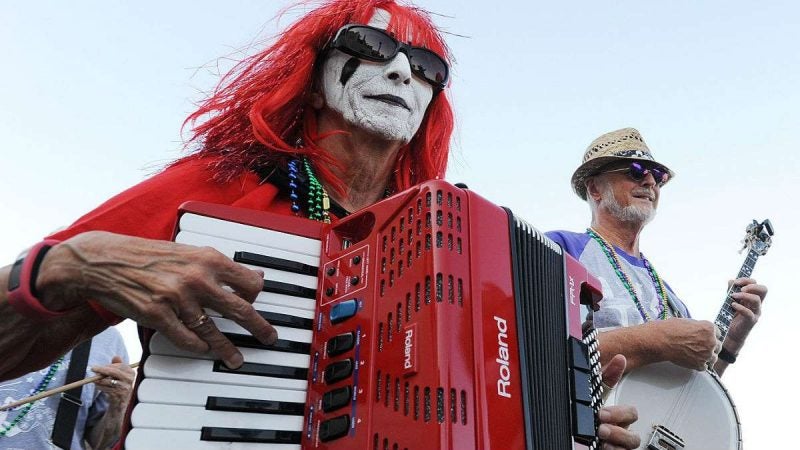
[126,180,604,450]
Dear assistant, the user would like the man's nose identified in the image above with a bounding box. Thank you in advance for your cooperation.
[641,171,657,186]
[384,51,412,85]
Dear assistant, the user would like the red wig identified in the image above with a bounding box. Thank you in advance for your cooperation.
[178,0,454,192]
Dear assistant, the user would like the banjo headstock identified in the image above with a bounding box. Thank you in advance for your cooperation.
[741,219,774,256]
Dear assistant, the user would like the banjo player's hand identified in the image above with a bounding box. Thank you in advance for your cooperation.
[723,278,767,353]
[654,318,721,371]
[598,354,640,449]
[37,231,276,369]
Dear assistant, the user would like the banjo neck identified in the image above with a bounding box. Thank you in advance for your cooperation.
[713,219,773,342]
[713,248,760,342]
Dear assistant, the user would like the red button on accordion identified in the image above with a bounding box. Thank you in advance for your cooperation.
[126,180,604,450]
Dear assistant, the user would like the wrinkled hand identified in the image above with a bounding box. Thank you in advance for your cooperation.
[655,318,721,371]
[92,356,135,407]
[598,354,640,450]
[723,278,767,353]
[39,231,276,368]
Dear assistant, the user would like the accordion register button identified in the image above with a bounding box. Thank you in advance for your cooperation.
[327,332,356,357]
[571,368,592,404]
[324,359,353,384]
[319,415,350,442]
[570,337,590,371]
[322,386,352,412]
[352,255,361,264]
[330,299,358,324]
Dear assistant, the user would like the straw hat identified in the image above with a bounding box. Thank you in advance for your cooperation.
[571,127,674,200]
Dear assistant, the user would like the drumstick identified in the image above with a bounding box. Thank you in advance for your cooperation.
[0,362,139,411]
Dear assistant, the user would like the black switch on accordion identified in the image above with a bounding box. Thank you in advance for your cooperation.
[569,335,602,444]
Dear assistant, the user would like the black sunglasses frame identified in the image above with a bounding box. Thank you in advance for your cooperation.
[329,24,449,90]
[598,161,670,186]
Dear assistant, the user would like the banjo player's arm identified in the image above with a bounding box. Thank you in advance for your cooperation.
[598,318,719,373]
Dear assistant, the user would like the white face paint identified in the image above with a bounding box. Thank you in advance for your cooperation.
[319,9,435,143]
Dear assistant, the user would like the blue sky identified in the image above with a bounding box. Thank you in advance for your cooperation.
[2,1,797,447]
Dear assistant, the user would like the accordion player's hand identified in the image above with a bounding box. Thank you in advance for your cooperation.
[36,231,277,369]
[598,354,640,449]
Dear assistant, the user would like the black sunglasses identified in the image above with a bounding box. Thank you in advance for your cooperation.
[600,162,670,186]
[329,24,449,90]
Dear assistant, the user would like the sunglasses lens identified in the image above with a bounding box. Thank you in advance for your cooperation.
[653,168,669,184]
[341,27,398,59]
[628,162,646,181]
[409,49,448,86]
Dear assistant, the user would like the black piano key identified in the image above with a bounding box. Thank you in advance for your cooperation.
[263,280,317,299]
[234,251,318,276]
[206,396,305,416]
[213,360,309,380]
[201,427,302,444]
[257,310,313,330]
[222,333,311,354]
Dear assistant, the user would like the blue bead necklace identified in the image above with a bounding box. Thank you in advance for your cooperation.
[288,158,330,223]
[0,356,65,437]
[586,228,670,321]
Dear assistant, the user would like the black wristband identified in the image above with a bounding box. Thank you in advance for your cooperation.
[718,347,737,364]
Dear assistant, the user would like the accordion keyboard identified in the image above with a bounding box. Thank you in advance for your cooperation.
[127,212,322,450]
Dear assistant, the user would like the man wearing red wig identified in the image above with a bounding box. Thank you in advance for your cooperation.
[0,1,638,447]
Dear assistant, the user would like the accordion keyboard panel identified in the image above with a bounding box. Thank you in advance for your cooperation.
[127,212,322,450]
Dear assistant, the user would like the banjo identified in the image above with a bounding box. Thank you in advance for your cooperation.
[607,219,774,450]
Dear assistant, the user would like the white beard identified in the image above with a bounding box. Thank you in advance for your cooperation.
[599,182,656,225]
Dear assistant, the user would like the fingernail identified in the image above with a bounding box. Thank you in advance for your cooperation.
[598,424,610,439]
[599,409,610,421]
[226,353,244,369]
[267,329,279,345]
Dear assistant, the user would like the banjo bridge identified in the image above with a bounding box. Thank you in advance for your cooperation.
[646,425,685,450]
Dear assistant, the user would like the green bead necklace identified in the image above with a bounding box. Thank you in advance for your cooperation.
[0,356,65,437]
[302,158,331,223]
[586,228,670,321]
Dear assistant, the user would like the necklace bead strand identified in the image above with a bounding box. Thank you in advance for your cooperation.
[586,228,669,322]
[0,356,64,437]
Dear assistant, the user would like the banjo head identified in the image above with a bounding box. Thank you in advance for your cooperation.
[609,362,742,450]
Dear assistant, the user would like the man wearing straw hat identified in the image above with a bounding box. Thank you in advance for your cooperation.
[546,127,767,376]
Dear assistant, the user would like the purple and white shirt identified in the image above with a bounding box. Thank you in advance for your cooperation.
[546,230,690,331]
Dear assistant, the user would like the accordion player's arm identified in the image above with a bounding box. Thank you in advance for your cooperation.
[1,230,277,381]
[0,262,106,381]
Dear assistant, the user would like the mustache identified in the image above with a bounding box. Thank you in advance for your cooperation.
[632,188,656,199]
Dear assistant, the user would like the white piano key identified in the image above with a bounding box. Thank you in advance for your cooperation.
[179,213,320,258]
[136,378,306,407]
[149,332,310,368]
[131,403,303,431]
[175,230,319,288]
[213,317,313,344]
[126,428,301,450]
[207,303,315,321]
[255,291,316,311]
[143,355,308,390]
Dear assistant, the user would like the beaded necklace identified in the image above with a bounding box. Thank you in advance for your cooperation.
[287,157,393,222]
[0,356,65,437]
[288,158,331,223]
[586,228,670,321]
